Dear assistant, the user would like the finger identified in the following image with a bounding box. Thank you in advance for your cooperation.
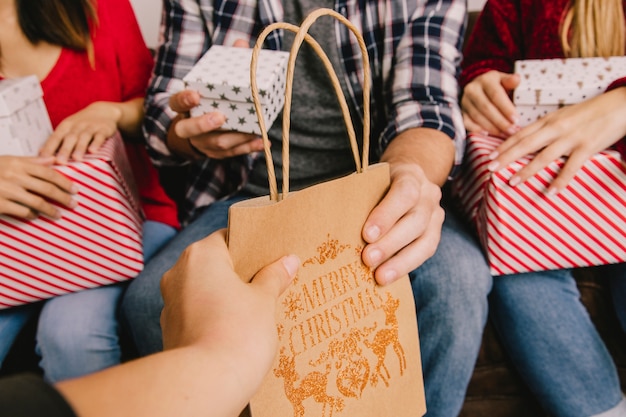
[463,81,514,135]
[463,112,489,135]
[27,164,77,195]
[374,206,444,286]
[169,90,201,113]
[174,112,227,139]
[1,183,63,219]
[497,73,521,122]
[202,136,264,159]
[39,131,66,158]
[548,149,590,194]
[232,39,249,48]
[250,254,299,298]
[0,200,38,219]
[71,131,96,161]
[87,132,109,154]
[488,124,544,170]
[54,134,80,164]
[362,174,417,246]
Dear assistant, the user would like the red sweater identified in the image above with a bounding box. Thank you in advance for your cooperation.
[35,0,179,229]
[460,0,626,157]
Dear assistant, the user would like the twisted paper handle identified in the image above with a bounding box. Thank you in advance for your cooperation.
[250,8,371,201]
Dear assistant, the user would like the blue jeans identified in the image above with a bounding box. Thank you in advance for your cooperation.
[601,262,626,333]
[121,195,248,356]
[411,207,493,417]
[490,269,626,417]
[121,194,493,417]
[0,220,176,381]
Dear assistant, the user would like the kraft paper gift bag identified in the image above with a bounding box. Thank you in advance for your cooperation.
[228,9,425,417]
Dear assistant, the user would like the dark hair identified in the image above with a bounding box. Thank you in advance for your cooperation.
[17,0,97,51]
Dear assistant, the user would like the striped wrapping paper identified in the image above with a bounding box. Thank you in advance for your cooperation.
[453,133,626,276]
[0,134,144,308]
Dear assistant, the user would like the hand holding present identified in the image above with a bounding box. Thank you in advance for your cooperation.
[461,70,521,138]
[0,155,76,219]
[487,87,626,193]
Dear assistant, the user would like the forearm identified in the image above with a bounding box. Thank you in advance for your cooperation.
[112,97,145,140]
[56,346,256,417]
[381,127,455,187]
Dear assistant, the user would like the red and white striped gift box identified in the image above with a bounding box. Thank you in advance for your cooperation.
[453,133,626,276]
[0,134,144,309]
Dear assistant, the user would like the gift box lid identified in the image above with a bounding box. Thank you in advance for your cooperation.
[513,56,626,106]
[183,45,290,104]
[0,75,44,117]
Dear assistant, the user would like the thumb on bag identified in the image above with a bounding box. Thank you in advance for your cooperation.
[250,254,300,299]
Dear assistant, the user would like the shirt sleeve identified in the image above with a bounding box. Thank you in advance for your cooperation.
[379,0,467,169]
[460,0,523,88]
[108,0,155,101]
[143,0,212,166]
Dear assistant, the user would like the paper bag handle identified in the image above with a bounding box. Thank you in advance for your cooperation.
[250,8,371,201]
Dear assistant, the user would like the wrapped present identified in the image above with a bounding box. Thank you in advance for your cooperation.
[0,75,53,156]
[183,45,289,135]
[453,133,626,276]
[514,56,626,126]
[0,133,144,309]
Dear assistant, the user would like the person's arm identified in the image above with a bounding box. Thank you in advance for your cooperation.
[0,156,77,219]
[361,0,464,285]
[487,85,626,193]
[460,0,525,137]
[55,230,299,417]
[39,98,145,163]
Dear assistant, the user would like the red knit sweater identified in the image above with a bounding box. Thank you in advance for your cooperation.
[26,0,179,229]
[460,0,626,157]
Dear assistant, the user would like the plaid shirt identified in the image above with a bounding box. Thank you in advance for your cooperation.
[144,0,467,223]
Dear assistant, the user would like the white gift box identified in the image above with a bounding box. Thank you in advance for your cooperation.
[513,56,626,126]
[0,75,53,156]
[0,134,144,309]
[183,45,289,135]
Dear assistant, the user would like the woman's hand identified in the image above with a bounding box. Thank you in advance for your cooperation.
[462,70,521,137]
[487,87,626,193]
[39,102,122,164]
[0,156,77,219]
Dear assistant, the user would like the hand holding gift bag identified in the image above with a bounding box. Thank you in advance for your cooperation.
[228,8,425,417]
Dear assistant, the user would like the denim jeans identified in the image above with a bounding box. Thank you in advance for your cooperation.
[0,220,176,381]
[0,303,39,366]
[410,207,493,417]
[121,194,493,417]
[601,262,626,333]
[490,269,626,417]
[121,194,249,356]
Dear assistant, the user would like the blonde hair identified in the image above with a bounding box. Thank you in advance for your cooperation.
[560,0,625,57]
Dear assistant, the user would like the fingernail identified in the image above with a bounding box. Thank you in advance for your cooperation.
[367,248,383,266]
[506,125,521,135]
[282,255,300,279]
[510,115,520,125]
[206,113,225,126]
[487,160,499,171]
[509,176,521,187]
[71,184,79,194]
[546,187,559,196]
[488,151,499,160]
[68,199,78,209]
[364,225,380,241]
